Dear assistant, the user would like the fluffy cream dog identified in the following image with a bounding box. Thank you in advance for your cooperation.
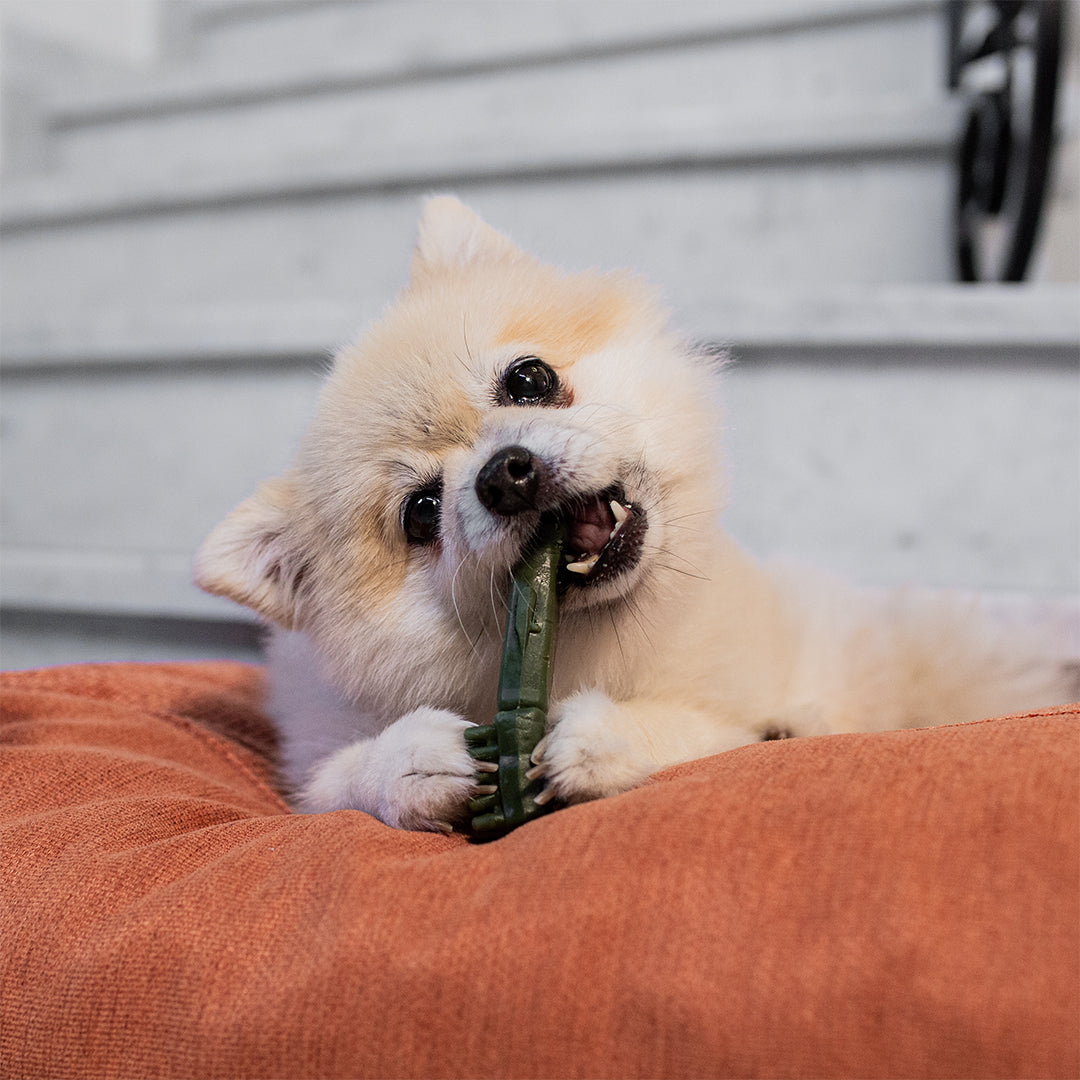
[196,196,1069,832]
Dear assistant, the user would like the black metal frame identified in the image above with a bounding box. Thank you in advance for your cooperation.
[947,0,1066,281]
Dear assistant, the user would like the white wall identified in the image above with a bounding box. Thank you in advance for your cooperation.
[0,0,163,66]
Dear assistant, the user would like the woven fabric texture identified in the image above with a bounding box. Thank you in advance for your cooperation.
[2,661,1077,1079]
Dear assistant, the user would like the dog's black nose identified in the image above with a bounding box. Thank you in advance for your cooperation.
[476,445,541,516]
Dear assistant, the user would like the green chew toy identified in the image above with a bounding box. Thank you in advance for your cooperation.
[465,513,565,839]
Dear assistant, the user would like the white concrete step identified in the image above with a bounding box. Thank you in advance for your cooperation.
[1,159,962,339]
[40,2,945,183]
[181,0,937,74]
[2,97,958,229]
[3,285,1078,369]
[53,0,943,121]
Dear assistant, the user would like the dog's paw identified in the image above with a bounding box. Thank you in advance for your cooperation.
[302,708,496,832]
[374,708,498,831]
[532,690,654,805]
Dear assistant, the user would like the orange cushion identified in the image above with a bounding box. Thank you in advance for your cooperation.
[2,662,1077,1079]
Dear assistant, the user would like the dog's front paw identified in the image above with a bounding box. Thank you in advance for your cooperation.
[533,690,654,805]
[302,708,497,832]
[376,708,498,831]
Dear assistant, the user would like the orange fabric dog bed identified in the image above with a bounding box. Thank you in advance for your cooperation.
[2,661,1077,1080]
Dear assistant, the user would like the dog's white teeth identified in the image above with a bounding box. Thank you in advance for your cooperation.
[608,500,630,541]
[565,554,600,575]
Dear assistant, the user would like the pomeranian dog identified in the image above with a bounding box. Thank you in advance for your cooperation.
[196,196,1070,832]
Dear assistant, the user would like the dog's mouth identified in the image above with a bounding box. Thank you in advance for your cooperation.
[556,486,646,590]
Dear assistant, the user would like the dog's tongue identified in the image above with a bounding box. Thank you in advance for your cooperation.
[568,496,615,557]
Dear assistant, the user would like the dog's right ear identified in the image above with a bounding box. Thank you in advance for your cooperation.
[194,474,310,630]
[410,194,519,275]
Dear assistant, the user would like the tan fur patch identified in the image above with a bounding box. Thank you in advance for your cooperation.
[495,274,640,366]
[345,502,412,614]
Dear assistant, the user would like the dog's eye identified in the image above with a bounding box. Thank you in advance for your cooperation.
[402,486,442,545]
[503,357,558,405]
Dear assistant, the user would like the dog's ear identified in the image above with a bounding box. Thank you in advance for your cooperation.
[410,194,519,274]
[194,474,311,630]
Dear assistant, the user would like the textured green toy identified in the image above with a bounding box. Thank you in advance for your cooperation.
[465,514,565,839]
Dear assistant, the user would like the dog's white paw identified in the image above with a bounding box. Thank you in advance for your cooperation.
[374,708,492,831]
[534,690,654,805]
[302,707,493,832]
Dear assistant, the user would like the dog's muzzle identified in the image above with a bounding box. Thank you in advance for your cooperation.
[474,445,645,589]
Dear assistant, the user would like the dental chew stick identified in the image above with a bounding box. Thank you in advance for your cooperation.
[465,514,565,838]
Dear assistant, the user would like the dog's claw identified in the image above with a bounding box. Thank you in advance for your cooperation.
[533,787,556,807]
[473,784,498,796]
[530,735,549,766]
[524,763,548,782]
[474,760,500,774]
[433,821,454,835]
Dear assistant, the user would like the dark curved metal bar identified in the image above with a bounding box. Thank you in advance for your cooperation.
[948,0,1065,281]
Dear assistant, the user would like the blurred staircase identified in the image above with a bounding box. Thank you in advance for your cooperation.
[1,0,1077,667]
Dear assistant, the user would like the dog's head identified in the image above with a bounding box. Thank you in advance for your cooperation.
[196,197,725,706]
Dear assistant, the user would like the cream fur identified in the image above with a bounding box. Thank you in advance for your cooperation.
[195,196,1073,833]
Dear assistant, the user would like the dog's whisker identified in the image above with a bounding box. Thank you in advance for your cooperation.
[651,545,709,578]
[488,564,506,629]
[658,521,706,536]
[461,313,475,366]
[607,606,626,667]
[663,507,723,524]
[620,595,656,653]
[571,401,639,426]
[450,553,483,658]
[654,563,712,582]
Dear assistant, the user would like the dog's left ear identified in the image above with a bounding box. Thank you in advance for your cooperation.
[194,474,311,630]
[410,194,519,274]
